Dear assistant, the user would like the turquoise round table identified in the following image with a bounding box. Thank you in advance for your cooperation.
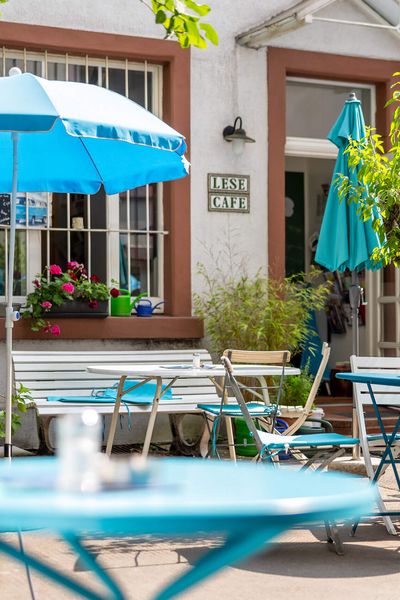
[0,457,375,600]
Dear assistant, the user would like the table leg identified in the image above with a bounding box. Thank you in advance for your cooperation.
[367,383,400,488]
[225,416,237,461]
[0,535,124,600]
[153,524,286,600]
[142,376,162,458]
[106,376,127,457]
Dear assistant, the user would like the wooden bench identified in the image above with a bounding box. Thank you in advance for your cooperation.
[12,349,220,454]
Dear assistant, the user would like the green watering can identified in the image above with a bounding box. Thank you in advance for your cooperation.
[110,290,147,317]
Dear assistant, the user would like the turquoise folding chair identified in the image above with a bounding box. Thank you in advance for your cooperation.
[222,346,359,554]
[198,349,290,460]
[222,344,359,471]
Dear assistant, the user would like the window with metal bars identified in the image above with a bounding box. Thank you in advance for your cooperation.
[0,48,165,307]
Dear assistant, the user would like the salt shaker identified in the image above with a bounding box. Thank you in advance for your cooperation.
[192,352,201,368]
[57,409,102,493]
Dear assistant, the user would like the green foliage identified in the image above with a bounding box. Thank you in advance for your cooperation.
[141,0,218,48]
[281,363,314,407]
[193,265,330,357]
[337,72,400,266]
[0,383,32,439]
[22,262,110,334]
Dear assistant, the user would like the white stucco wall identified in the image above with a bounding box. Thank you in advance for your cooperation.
[0,0,399,304]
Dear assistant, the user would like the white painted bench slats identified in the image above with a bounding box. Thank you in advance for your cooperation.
[12,349,220,452]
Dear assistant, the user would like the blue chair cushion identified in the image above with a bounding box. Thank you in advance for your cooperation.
[257,430,359,450]
[48,380,173,405]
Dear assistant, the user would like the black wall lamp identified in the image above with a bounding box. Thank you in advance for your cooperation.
[222,116,255,156]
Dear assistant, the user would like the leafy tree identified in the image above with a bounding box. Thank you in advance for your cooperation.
[140,0,218,48]
[337,73,400,265]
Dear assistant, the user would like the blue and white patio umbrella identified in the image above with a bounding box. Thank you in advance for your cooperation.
[0,69,189,457]
[315,92,382,357]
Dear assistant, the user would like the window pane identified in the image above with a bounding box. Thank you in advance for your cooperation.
[70,194,87,230]
[0,229,5,295]
[70,231,87,265]
[119,191,128,230]
[49,231,68,268]
[14,230,27,295]
[130,187,147,231]
[149,234,161,297]
[128,71,153,111]
[47,62,66,81]
[90,189,106,229]
[382,303,396,343]
[383,265,396,296]
[119,233,129,291]
[108,68,125,96]
[91,232,107,282]
[286,80,372,138]
[130,234,147,295]
[128,185,158,231]
[68,64,104,86]
[52,193,68,229]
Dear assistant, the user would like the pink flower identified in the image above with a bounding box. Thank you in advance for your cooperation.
[50,325,61,336]
[88,299,98,309]
[41,301,52,309]
[67,261,79,270]
[110,288,120,298]
[61,282,75,294]
[49,264,62,276]
[33,279,41,288]
[43,324,51,334]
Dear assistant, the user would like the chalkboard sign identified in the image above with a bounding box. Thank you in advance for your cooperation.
[0,194,10,226]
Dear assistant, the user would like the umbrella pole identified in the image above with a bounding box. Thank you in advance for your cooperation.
[4,132,19,459]
[349,270,361,459]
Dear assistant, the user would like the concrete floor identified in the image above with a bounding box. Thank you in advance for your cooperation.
[0,464,399,599]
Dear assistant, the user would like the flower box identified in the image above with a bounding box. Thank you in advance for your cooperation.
[46,300,109,318]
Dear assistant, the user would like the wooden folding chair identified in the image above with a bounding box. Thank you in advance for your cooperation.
[198,349,290,460]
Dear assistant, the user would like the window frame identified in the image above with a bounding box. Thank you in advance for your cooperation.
[0,21,198,339]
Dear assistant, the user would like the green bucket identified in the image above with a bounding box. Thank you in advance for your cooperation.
[233,417,258,457]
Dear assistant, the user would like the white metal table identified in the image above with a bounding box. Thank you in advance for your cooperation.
[87,363,300,458]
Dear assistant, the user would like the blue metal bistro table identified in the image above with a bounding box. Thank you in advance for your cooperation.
[0,457,374,600]
[337,371,400,526]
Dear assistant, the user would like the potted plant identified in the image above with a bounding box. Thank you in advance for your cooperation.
[193,264,330,357]
[22,261,111,335]
[0,383,33,440]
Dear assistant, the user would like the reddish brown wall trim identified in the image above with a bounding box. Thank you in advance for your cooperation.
[1,317,203,340]
[268,47,398,280]
[0,21,191,321]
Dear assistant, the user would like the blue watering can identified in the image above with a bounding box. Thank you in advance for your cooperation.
[134,298,165,317]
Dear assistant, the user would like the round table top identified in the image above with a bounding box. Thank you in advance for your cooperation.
[337,372,400,387]
[87,363,300,378]
[0,458,374,535]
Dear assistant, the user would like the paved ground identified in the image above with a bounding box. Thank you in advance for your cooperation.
[0,464,399,600]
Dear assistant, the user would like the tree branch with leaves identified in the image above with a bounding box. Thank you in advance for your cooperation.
[139,0,218,48]
[337,73,400,266]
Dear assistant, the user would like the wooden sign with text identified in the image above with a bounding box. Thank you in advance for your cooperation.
[208,173,250,213]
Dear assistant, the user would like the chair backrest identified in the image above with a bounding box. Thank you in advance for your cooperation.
[223,349,291,365]
[222,349,290,407]
[285,342,331,435]
[350,355,400,408]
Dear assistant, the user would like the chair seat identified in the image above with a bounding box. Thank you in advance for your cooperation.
[257,430,359,450]
[197,402,276,417]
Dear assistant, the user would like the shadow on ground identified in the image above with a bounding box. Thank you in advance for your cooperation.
[77,523,400,580]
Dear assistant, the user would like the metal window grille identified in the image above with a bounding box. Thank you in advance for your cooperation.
[0,48,166,304]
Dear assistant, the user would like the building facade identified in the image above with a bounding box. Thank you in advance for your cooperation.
[0,0,399,379]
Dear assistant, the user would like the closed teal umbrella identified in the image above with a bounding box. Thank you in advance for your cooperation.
[315,92,382,356]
